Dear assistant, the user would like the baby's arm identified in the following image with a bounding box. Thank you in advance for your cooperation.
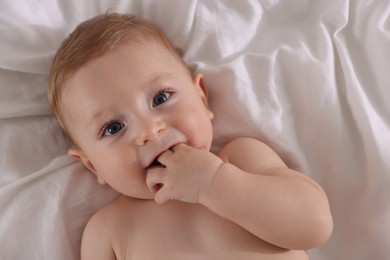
[146,137,333,250]
[203,137,333,250]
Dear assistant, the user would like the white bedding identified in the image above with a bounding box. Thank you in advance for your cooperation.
[1,0,389,259]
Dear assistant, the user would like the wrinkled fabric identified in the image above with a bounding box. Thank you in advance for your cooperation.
[0,0,389,259]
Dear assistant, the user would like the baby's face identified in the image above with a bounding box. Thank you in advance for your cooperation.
[62,40,214,199]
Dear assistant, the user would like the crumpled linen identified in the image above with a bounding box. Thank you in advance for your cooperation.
[0,0,389,259]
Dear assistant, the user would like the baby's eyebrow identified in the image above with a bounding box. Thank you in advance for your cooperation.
[140,72,174,88]
[86,110,105,131]
[83,73,175,130]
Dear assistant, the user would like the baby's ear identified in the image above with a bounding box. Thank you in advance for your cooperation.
[193,73,214,120]
[193,73,208,101]
[68,148,106,185]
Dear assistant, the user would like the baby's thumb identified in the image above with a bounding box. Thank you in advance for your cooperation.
[154,188,169,205]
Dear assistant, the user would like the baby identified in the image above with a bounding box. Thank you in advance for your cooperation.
[48,13,332,260]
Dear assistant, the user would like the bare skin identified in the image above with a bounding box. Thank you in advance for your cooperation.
[83,196,309,260]
[80,139,315,260]
[60,39,332,259]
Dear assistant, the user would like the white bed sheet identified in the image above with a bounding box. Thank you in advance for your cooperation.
[1,0,389,259]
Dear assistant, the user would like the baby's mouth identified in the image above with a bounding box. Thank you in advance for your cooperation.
[146,156,164,170]
[146,144,177,170]
[150,158,162,167]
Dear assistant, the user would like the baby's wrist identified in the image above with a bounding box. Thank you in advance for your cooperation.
[198,161,226,206]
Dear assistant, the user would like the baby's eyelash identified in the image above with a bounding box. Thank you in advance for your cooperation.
[152,87,175,107]
[98,120,124,138]
[156,87,175,95]
[99,121,111,138]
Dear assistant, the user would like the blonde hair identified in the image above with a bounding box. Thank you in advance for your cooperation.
[48,12,189,135]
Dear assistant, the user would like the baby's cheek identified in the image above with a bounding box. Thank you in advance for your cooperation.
[190,113,213,147]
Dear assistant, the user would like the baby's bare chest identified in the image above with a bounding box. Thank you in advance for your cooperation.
[112,202,307,260]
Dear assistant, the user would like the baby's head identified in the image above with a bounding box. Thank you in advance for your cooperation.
[49,13,190,137]
[48,13,214,198]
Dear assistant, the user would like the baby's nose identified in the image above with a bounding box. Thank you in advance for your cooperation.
[135,117,166,146]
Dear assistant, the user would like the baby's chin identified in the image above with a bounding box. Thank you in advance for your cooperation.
[124,191,155,201]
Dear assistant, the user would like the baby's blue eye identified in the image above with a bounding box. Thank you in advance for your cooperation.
[153,91,172,107]
[102,122,124,137]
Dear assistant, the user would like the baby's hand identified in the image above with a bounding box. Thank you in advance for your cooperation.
[146,143,223,204]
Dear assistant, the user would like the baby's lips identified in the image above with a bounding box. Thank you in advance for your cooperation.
[145,153,166,171]
[148,158,163,169]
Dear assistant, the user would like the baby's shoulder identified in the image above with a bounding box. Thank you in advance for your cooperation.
[81,196,137,259]
[218,137,272,160]
[83,196,137,240]
[217,137,286,172]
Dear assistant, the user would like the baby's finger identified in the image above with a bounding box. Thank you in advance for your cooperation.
[171,143,188,152]
[154,188,170,205]
[157,149,174,165]
[146,168,165,193]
